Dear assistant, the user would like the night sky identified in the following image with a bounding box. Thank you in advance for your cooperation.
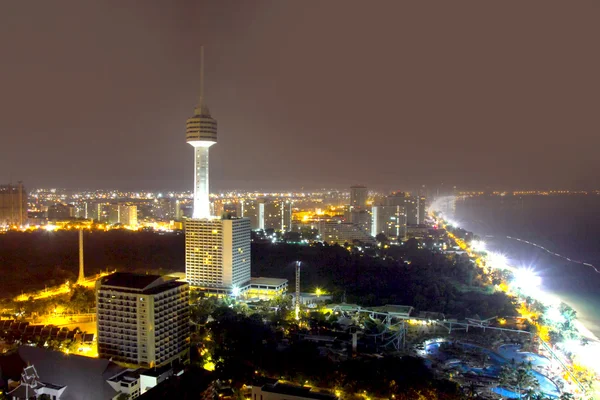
[1,1,598,191]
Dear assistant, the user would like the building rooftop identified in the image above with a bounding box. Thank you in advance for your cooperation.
[100,272,164,290]
[140,363,174,378]
[261,383,337,400]
[12,346,125,400]
[99,272,187,294]
[249,277,288,287]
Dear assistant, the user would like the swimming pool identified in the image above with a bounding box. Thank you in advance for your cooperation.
[425,341,560,397]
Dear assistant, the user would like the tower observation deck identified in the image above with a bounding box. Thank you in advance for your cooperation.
[186,47,217,219]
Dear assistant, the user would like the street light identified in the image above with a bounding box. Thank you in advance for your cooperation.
[512,268,541,291]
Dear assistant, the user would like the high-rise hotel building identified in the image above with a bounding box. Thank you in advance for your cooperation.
[96,272,189,367]
[185,217,251,294]
[184,48,252,295]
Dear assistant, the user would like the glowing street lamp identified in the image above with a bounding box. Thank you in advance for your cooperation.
[231,285,241,298]
[512,268,541,292]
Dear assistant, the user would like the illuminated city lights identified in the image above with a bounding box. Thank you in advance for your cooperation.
[486,252,509,269]
[470,240,486,252]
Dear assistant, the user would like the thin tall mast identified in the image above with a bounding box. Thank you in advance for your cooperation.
[198,46,204,109]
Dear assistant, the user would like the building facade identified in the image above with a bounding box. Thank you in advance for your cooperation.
[371,205,407,240]
[237,199,260,229]
[349,185,368,210]
[345,208,371,235]
[258,198,293,232]
[185,217,251,293]
[318,220,376,246]
[47,203,75,221]
[246,277,288,300]
[0,183,27,227]
[96,273,189,367]
[118,203,138,227]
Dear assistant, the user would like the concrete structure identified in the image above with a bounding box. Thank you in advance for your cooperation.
[96,272,189,367]
[349,185,368,210]
[107,369,141,399]
[183,49,253,296]
[118,203,138,226]
[0,182,27,227]
[253,381,337,400]
[318,220,376,246]
[186,47,217,220]
[246,277,288,300]
[106,203,120,224]
[237,199,260,229]
[47,203,75,221]
[153,198,179,221]
[371,205,406,240]
[290,292,333,307]
[404,196,419,225]
[3,346,137,400]
[406,224,430,239]
[139,365,173,395]
[417,195,427,224]
[345,208,371,234]
[8,365,66,400]
[258,198,292,232]
[185,217,251,294]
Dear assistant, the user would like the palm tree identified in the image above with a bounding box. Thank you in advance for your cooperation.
[522,388,538,400]
[499,365,515,388]
[514,363,539,400]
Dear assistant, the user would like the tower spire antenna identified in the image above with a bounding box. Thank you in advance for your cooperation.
[198,46,204,109]
[186,46,217,219]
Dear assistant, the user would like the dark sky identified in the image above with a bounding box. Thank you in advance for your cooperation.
[1,1,598,192]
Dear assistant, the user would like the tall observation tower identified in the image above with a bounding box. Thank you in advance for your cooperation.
[184,48,251,295]
[186,47,217,219]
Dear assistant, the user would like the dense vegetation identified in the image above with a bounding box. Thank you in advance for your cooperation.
[0,231,516,320]
[0,230,184,297]
[252,240,517,319]
[193,304,463,400]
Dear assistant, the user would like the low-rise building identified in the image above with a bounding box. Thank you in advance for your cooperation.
[290,292,333,307]
[246,277,288,300]
[3,346,134,400]
[252,381,338,400]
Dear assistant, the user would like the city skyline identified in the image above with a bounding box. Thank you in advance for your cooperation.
[1,1,599,191]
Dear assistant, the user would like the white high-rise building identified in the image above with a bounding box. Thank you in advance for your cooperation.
[185,218,251,293]
[184,48,252,295]
[96,272,189,367]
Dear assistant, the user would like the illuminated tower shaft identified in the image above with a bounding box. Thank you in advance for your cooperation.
[192,144,213,219]
[186,47,217,219]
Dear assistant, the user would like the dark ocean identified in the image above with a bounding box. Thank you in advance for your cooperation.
[450,195,600,339]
